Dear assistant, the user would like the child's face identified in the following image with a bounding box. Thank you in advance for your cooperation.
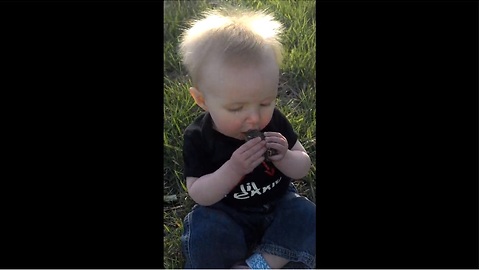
[196,52,279,140]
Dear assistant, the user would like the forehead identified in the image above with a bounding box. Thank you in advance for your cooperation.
[198,48,279,93]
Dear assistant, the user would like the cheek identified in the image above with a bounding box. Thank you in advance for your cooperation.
[211,113,242,132]
[260,109,274,128]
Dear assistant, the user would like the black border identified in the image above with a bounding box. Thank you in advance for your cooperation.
[318,0,478,268]
[1,1,164,268]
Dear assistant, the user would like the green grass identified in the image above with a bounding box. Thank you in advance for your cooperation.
[164,1,316,268]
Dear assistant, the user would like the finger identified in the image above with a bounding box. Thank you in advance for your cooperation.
[250,154,265,168]
[265,136,287,143]
[268,145,287,155]
[266,142,281,150]
[263,132,280,137]
[265,153,282,161]
[238,137,263,153]
[242,140,266,157]
[266,138,287,149]
[246,145,267,163]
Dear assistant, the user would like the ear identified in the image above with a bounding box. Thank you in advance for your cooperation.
[189,87,208,111]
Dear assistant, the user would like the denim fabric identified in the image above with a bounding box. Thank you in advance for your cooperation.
[181,185,316,269]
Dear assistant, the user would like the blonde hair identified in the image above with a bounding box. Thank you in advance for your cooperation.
[179,7,284,88]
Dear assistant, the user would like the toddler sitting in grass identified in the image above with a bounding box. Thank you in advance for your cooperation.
[179,6,316,269]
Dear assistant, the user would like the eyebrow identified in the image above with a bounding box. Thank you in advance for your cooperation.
[261,96,276,102]
[226,102,245,106]
[226,96,276,106]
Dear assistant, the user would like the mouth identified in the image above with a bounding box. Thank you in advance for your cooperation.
[244,129,264,141]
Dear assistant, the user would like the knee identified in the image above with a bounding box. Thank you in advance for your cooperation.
[181,205,248,268]
[181,205,248,250]
[284,197,316,217]
[276,197,316,230]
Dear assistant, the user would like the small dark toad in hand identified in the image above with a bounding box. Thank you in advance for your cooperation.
[244,129,278,161]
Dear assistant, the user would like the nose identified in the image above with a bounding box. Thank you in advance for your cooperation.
[245,108,260,126]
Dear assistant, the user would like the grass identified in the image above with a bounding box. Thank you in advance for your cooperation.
[163,1,316,268]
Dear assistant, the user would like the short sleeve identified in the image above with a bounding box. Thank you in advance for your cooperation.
[268,108,298,149]
[182,127,208,179]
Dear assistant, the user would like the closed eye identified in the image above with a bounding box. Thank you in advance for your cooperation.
[227,106,242,112]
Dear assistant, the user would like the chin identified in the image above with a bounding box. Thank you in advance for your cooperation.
[232,133,245,140]
[231,132,246,140]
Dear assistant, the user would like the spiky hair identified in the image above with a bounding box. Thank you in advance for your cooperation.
[178,7,284,87]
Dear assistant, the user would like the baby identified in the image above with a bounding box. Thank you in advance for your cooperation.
[179,6,316,269]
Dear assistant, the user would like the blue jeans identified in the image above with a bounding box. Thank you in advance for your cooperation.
[181,185,316,269]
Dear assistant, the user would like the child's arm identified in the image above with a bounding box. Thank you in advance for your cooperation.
[264,132,312,179]
[186,137,266,206]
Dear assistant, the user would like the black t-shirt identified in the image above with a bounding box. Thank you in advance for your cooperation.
[183,108,299,207]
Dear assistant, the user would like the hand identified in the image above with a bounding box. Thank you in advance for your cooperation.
[264,132,288,161]
[227,137,266,176]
